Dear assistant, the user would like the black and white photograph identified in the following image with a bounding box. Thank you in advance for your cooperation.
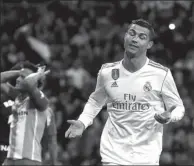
[0,0,194,165]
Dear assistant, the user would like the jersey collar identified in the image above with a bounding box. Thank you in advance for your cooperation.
[120,57,149,75]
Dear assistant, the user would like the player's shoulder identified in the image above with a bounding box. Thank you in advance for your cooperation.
[147,59,169,73]
[101,61,120,71]
[99,61,120,77]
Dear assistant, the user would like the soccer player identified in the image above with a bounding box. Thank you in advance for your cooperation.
[1,62,58,165]
[65,19,185,165]
[0,94,11,166]
[0,69,23,165]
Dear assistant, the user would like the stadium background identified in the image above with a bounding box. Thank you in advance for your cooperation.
[1,0,194,165]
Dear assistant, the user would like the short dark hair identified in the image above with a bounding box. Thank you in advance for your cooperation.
[11,61,38,72]
[128,19,156,40]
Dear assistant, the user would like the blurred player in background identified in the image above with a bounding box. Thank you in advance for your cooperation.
[0,61,57,165]
[0,94,10,166]
[0,70,21,165]
[65,19,185,165]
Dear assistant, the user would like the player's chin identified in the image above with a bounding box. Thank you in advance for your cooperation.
[126,48,138,54]
[126,50,137,58]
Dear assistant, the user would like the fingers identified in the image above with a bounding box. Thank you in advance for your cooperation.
[65,120,79,138]
[37,65,50,78]
[154,114,165,124]
[67,120,76,125]
[44,70,50,75]
[38,66,46,72]
[65,120,74,138]
[65,128,70,138]
[37,66,46,76]
[37,67,45,75]
[33,69,50,80]
[154,113,170,124]
[65,127,77,138]
[65,131,75,138]
[37,70,50,78]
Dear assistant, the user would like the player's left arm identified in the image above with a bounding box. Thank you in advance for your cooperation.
[159,69,185,123]
[45,108,58,165]
[27,88,49,111]
[20,68,49,111]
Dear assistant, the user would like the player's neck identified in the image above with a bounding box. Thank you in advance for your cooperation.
[123,51,147,73]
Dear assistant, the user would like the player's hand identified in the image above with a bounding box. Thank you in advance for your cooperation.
[154,106,176,124]
[65,120,85,138]
[19,66,50,90]
[31,65,50,82]
[154,111,171,124]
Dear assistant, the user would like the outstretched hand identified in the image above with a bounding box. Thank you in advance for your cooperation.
[65,120,85,138]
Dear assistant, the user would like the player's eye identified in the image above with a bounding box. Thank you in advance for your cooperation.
[139,34,147,40]
[128,30,136,36]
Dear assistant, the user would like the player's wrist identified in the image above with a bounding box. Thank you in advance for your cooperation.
[13,70,21,76]
[164,117,172,124]
[77,120,86,130]
[154,111,172,124]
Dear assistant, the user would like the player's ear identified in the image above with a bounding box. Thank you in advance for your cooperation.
[147,41,153,49]
[124,32,128,38]
[124,32,128,42]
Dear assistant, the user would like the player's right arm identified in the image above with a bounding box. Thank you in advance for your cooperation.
[1,83,19,100]
[65,65,108,138]
[0,70,21,99]
[78,65,108,129]
[0,70,20,83]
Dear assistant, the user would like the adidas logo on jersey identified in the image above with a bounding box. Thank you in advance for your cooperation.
[111,82,118,87]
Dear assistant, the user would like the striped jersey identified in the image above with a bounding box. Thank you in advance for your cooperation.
[7,95,55,162]
[78,58,185,165]
[0,95,12,145]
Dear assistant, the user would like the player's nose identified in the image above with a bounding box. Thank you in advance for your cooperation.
[131,38,138,44]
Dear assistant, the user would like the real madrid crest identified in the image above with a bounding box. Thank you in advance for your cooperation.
[111,69,119,87]
[112,69,119,80]
[143,81,152,92]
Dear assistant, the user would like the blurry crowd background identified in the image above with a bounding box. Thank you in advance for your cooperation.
[1,0,194,165]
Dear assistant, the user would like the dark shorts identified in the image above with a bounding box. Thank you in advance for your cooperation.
[3,158,42,165]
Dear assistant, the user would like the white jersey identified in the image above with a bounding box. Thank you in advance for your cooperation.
[78,58,185,165]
